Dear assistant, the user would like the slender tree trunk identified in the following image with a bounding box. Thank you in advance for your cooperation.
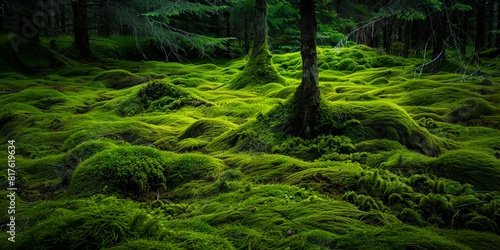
[243,16,250,54]
[402,21,411,58]
[229,0,284,89]
[432,13,446,62]
[225,10,231,52]
[460,14,468,55]
[486,0,495,48]
[286,0,320,138]
[60,4,66,34]
[475,2,485,61]
[98,0,111,37]
[72,0,91,57]
[496,0,500,47]
[0,0,4,32]
[383,18,393,53]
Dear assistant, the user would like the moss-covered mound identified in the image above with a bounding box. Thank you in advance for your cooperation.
[430,150,500,191]
[321,101,442,156]
[91,69,150,89]
[179,119,236,140]
[67,146,168,199]
[229,46,286,89]
[67,146,226,198]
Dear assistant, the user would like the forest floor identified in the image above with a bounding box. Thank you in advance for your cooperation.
[1,36,500,249]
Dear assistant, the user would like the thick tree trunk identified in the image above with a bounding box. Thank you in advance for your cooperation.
[251,0,267,57]
[229,0,284,89]
[286,0,320,138]
[72,0,91,57]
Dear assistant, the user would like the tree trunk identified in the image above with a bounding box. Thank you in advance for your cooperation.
[460,13,468,55]
[497,0,500,47]
[98,0,111,37]
[225,10,231,52]
[402,21,411,58]
[432,13,446,63]
[243,16,250,54]
[229,0,285,89]
[0,0,4,32]
[486,0,494,48]
[60,4,66,34]
[286,0,320,138]
[475,2,485,61]
[72,0,91,57]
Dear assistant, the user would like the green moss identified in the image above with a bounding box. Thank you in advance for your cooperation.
[91,69,150,89]
[282,164,362,197]
[430,150,500,191]
[67,146,168,198]
[320,101,442,156]
[179,119,236,140]
[229,45,286,89]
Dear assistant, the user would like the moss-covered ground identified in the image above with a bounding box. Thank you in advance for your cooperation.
[1,37,500,249]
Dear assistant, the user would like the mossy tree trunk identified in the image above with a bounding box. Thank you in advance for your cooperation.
[72,0,91,57]
[229,0,285,89]
[284,0,320,138]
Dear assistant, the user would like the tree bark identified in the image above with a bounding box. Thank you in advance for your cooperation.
[402,21,411,58]
[72,0,91,57]
[432,13,446,63]
[251,0,267,57]
[229,0,284,89]
[460,13,468,55]
[225,10,231,52]
[98,0,111,37]
[497,0,500,47]
[475,3,485,56]
[286,0,320,138]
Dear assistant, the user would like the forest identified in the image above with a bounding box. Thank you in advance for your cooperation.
[0,0,500,249]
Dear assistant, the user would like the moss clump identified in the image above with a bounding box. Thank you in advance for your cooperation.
[165,153,226,188]
[337,58,358,71]
[430,150,500,191]
[320,101,442,156]
[229,46,285,89]
[355,139,406,153]
[67,146,168,199]
[283,164,362,197]
[179,119,236,140]
[271,135,355,161]
[92,70,149,89]
[448,98,496,124]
